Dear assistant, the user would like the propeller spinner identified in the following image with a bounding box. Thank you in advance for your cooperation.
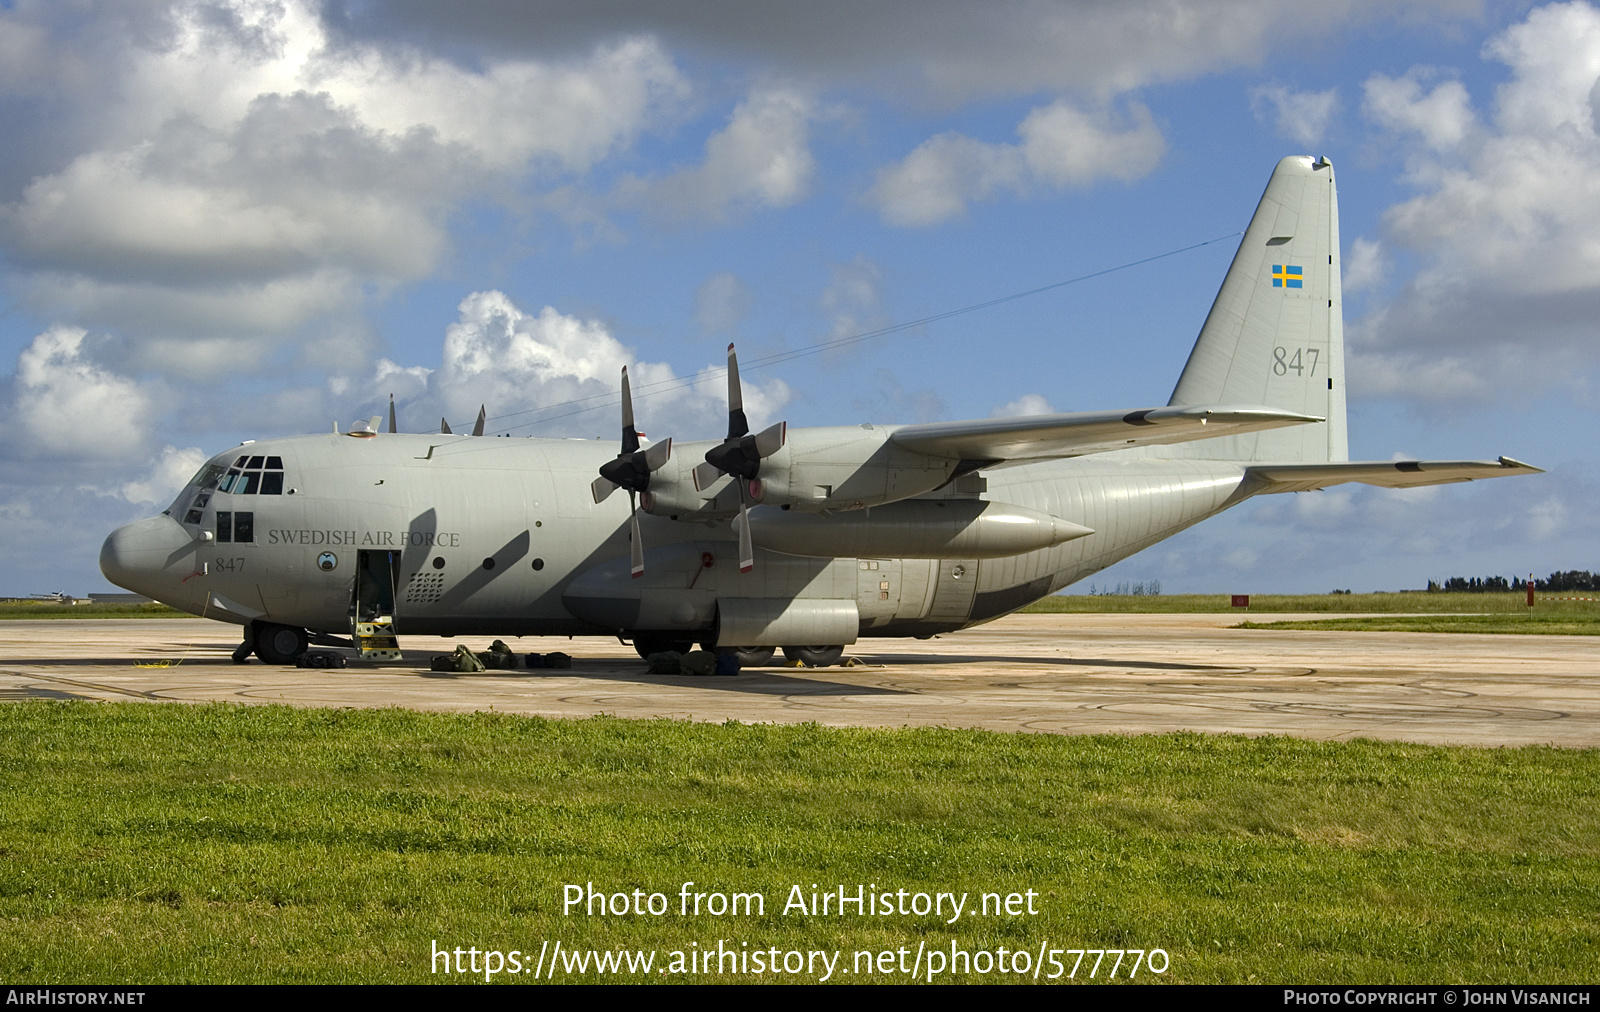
[592,367,672,578]
[694,343,785,573]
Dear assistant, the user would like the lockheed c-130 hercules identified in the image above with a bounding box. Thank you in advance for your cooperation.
[100,156,1541,668]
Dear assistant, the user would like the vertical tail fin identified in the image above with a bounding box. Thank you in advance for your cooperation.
[1168,155,1347,463]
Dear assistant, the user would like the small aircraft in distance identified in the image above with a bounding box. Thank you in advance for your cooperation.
[101,156,1541,667]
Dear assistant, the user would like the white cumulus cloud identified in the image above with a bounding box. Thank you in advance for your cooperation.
[622,88,817,222]
[1351,1,1600,406]
[1251,85,1340,146]
[120,445,208,505]
[0,0,688,368]
[870,100,1164,226]
[11,326,155,460]
[1363,69,1477,152]
[433,290,789,437]
[992,394,1056,417]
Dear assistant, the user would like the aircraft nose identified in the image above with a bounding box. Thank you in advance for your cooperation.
[100,515,198,597]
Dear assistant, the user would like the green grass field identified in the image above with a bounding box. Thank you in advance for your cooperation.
[1,702,1597,984]
[1024,592,1600,634]
[0,600,183,620]
[1021,591,1594,615]
[1236,613,1600,635]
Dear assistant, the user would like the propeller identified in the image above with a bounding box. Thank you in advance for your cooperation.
[694,343,785,573]
[471,405,486,437]
[591,367,672,578]
[440,417,452,434]
[388,394,397,434]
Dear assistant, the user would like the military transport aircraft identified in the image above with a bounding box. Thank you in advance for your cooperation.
[100,156,1541,667]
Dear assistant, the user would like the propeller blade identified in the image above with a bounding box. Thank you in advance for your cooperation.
[388,394,397,434]
[629,491,645,578]
[368,415,382,432]
[643,436,672,471]
[725,343,749,439]
[753,420,786,458]
[702,343,784,488]
[592,475,619,505]
[440,417,452,434]
[737,500,754,573]
[692,460,723,492]
[471,405,486,437]
[620,366,639,454]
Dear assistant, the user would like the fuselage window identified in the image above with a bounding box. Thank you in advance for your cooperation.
[233,511,255,543]
[217,512,233,543]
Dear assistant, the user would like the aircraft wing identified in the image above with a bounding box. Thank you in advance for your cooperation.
[888,404,1321,464]
[1245,457,1544,493]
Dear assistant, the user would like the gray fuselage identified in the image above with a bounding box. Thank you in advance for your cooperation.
[100,430,1250,644]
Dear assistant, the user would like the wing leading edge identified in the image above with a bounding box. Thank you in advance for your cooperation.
[1245,457,1544,493]
[888,404,1322,464]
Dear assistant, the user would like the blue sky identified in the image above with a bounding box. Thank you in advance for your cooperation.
[1,0,1595,595]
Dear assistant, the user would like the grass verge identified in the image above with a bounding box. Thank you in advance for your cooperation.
[1235,613,1600,635]
[1023,591,1598,616]
[1,702,1597,984]
[0,601,184,620]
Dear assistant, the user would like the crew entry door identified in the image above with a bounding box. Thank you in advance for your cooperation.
[352,550,402,660]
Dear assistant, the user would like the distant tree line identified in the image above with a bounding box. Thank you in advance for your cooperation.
[1087,580,1162,596]
[1427,572,1600,592]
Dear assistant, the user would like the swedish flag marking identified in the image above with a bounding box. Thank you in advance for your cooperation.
[1272,264,1303,289]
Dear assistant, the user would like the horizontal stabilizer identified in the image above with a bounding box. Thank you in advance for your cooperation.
[890,404,1322,464]
[1247,457,1544,493]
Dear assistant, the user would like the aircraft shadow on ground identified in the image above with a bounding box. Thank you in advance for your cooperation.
[0,686,94,700]
[5,650,1240,678]
[416,665,909,696]
[855,652,1248,672]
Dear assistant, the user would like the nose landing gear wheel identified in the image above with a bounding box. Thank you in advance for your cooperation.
[782,645,843,668]
[254,623,309,665]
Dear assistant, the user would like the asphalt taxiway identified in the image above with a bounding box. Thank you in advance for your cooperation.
[1,614,1596,747]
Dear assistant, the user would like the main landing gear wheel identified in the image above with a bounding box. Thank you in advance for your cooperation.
[633,634,695,660]
[719,645,775,666]
[254,623,309,665]
[782,645,843,668]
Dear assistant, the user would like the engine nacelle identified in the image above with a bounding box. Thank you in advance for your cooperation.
[640,427,963,520]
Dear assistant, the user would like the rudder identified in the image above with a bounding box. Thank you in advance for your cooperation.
[1167,155,1348,463]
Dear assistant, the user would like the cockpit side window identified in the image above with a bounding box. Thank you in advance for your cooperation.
[216,511,254,543]
[190,463,227,490]
[183,491,212,525]
[168,461,230,520]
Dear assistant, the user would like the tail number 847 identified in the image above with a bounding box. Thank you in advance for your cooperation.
[1273,346,1320,377]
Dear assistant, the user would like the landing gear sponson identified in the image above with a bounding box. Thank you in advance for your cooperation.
[630,636,836,667]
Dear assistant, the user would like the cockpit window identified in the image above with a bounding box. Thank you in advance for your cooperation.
[188,463,227,490]
[171,465,226,520]
[219,456,286,495]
